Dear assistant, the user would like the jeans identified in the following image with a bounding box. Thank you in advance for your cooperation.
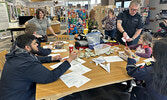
[105,29,116,40]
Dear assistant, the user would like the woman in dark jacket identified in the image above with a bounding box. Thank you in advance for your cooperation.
[124,38,167,100]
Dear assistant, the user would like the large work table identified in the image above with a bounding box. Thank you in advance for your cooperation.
[36,41,146,100]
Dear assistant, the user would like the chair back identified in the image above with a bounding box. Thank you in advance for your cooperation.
[0,50,7,71]
[55,35,69,41]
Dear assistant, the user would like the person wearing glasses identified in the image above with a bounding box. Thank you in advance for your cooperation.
[116,1,142,46]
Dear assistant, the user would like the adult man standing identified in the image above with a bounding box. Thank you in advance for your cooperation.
[0,34,78,100]
[116,1,142,46]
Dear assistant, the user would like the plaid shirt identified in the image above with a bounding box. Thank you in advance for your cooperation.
[101,16,116,31]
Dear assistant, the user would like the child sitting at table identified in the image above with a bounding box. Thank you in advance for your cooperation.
[124,38,167,100]
[25,23,52,56]
[129,33,152,58]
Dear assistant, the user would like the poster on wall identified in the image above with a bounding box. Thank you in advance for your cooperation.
[0,2,9,30]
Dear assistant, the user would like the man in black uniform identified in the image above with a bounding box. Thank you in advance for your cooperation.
[116,1,142,46]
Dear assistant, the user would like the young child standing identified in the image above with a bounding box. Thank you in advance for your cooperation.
[129,33,152,58]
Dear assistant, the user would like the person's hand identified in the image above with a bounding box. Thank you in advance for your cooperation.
[67,50,79,63]
[126,38,133,42]
[124,47,132,57]
[51,55,62,61]
[123,32,128,39]
[34,34,42,38]
[93,25,96,28]
[54,34,58,37]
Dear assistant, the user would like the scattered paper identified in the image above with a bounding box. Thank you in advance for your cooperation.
[43,45,53,49]
[143,58,154,62]
[48,53,60,57]
[69,64,91,75]
[60,72,91,88]
[62,41,69,44]
[50,62,63,69]
[92,56,106,66]
[103,56,124,62]
[99,63,110,73]
[52,49,67,53]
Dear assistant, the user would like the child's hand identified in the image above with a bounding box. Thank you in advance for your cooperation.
[124,47,132,57]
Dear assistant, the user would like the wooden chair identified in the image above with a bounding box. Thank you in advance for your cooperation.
[0,50,7,71]
[55,35,69,41]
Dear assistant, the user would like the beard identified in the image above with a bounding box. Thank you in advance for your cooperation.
[30,46,39,55]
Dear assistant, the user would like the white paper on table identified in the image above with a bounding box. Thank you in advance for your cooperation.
[143,58,154,62]
[43,45,53,49]
[50,62,63,69]
[52,49,67,53]
[60,72,91,88]
[50,42,53,45]
[62,41,69,44]
[48,53,60,57]
[99,63,110,73]
[103,56,124,62]
[92,56,106,66]
[62,56,69,60]
[75,58,86,64]
[69,64,91,75]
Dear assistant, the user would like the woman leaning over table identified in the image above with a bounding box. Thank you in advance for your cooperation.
[25,8,58,42]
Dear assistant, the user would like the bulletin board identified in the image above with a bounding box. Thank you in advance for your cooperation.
[0,2,9,31]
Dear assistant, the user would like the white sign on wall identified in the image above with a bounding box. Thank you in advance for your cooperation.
[0,2,9,30]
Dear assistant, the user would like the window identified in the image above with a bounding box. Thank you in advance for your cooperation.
[124,1,131,8]
[116,2,122,8]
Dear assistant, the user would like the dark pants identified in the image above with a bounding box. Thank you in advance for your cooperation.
[130,86,147,100]
[105,29,116,40]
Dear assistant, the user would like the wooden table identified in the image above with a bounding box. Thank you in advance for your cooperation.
[36,43,146,100]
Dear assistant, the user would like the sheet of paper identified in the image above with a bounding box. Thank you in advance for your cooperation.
[60,72,91,88]
[143,58,154,62]
[48,53,60,57]
[50,62,63,69]
[69,64,91,75]
[75,58,86,64]
[92,56,106,65]
[52,49,67,53]
[99,63,110,73]
[43,45,53,49]
[103,56,124,62]
[62,41,69,44]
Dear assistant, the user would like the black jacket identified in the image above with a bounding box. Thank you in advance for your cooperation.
[126,58,167,100]
[0,47,71,100]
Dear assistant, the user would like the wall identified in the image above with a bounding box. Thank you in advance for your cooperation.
[147,0,167,32]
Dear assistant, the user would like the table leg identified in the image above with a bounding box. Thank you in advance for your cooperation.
[10,30,14,43]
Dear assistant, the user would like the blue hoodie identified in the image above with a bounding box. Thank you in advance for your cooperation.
[0,47,71,100]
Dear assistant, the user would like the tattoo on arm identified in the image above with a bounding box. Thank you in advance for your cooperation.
[117,20,122,24]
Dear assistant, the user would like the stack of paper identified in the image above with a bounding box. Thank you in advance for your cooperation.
[60,72,91,88]
[50,62,63,69]
[69,64,91,75]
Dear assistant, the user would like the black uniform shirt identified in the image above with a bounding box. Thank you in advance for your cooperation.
[117,10,142,37]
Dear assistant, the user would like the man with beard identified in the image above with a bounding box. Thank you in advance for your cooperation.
[0,34,78,100]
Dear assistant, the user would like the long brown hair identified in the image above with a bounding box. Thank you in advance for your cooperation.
[89,9,96,21]
[36,8,45,19]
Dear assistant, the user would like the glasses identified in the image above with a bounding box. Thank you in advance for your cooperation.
[130,8,138,12]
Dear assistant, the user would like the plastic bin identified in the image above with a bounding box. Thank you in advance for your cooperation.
[93,44,111,55]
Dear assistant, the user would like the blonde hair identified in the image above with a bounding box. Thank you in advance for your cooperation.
[25,24,36,35]
[142,33,152,47]
[89,9,96,21]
